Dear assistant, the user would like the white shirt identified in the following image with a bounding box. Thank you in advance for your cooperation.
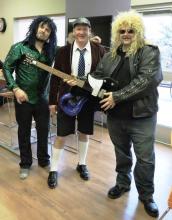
[71,41,92,77]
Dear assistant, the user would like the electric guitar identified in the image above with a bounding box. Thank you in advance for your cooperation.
[24,54,119,116]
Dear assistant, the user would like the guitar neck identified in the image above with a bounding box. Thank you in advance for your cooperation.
[33,60,85,88]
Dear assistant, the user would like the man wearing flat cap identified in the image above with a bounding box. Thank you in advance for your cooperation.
[48,17,105,188]
[73,17,91,27]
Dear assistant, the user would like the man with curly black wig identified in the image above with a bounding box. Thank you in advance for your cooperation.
[3,16,57,179]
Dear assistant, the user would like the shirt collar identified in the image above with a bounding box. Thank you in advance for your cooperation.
[73,40,91,52]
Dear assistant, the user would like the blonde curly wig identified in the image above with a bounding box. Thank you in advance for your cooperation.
[111,10,146,57]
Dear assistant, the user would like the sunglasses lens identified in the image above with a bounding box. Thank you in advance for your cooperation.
[119,30,125,34]
[128,29,134,34]
[119,29,134,34]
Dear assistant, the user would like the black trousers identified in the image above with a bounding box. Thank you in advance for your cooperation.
[15,98,50,168]
[107,114,157,200]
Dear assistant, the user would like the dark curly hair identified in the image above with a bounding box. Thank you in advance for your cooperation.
[25,16,57,62]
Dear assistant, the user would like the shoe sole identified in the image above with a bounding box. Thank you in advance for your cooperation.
[48,184,57,189]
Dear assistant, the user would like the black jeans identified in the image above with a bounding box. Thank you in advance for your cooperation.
[15,98,50,168]
[107,114,157,200]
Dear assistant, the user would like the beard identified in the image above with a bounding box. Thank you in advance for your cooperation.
[36,33,48,43]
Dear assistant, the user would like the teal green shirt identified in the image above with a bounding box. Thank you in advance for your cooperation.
[3,41,51,104]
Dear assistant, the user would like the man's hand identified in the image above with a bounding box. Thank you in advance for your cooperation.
[13,88,28,104]
[90,36,102,44]
[63,77,77,87]
[99,92,116,111]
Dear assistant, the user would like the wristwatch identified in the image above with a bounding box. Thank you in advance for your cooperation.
[0,18,7,32]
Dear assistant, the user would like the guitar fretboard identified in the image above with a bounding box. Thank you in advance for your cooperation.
[34,60,85,88]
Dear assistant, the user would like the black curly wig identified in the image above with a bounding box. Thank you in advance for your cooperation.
[25,16,57,62]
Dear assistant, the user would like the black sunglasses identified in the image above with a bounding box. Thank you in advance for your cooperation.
[119,29,135,34]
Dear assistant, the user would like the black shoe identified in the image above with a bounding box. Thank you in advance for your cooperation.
[139,198,159,218]
[108,185,130,199]
[38,161,50,168]
[47,171,58,189]
[39,164,50,171]
[39,163,50,168]
[76,164,90,180]
[38,159,50,168]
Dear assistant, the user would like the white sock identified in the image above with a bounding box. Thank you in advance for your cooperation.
[50,147,63,172]
[78,141,89,165]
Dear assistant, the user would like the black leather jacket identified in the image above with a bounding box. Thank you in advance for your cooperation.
[92,45,163,118]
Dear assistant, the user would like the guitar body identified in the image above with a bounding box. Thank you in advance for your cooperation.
[71,76,118,99]
[61,76,119,115]
[97,76,119,96]
[59,93,88,117]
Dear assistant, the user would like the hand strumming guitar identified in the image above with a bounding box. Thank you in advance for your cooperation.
[63,76,77,87]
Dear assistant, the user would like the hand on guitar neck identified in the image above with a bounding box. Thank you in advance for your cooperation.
[63,77,77,87]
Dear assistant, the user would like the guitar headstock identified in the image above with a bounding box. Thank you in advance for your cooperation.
[168,189,172,208]
[22,54,36,65]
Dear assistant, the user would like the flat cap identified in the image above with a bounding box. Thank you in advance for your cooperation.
[73,17,91,28]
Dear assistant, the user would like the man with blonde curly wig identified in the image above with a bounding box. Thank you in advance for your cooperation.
[91,10,162,218]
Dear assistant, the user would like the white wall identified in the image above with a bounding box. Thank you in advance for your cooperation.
[65,0,131,46]
[0,0,65,60]
[14,16,65,46]
[66,0,130,18]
